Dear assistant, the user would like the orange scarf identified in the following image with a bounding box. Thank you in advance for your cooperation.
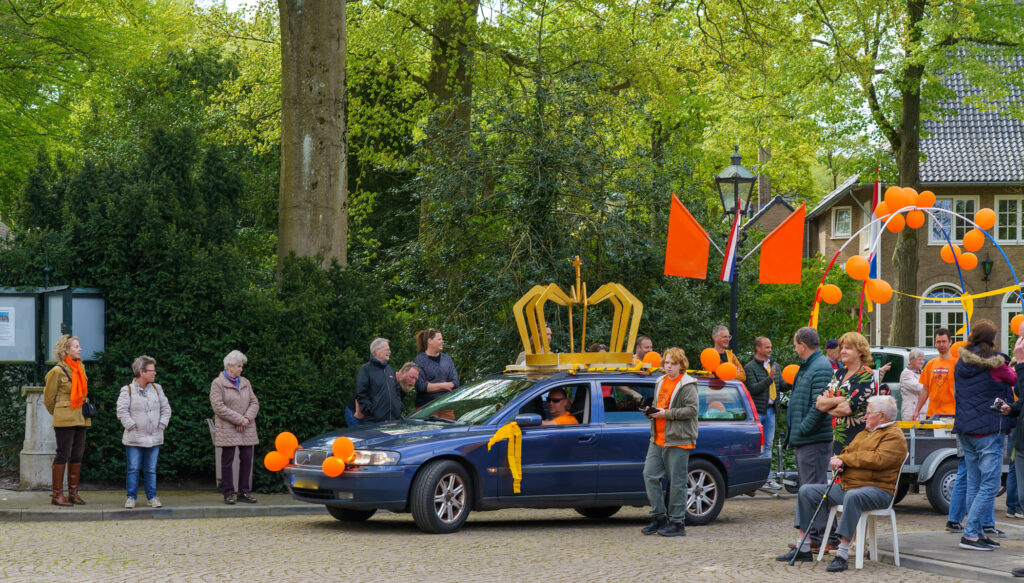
[64,356,88,410]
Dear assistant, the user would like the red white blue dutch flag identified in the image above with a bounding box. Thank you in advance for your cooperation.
[719,200,742,282]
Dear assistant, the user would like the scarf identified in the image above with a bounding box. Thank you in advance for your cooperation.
[64,356,88,410]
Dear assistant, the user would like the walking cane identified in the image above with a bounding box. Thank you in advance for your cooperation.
[789,470,842,566]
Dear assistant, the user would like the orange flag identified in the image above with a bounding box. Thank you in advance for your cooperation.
[759,203,805,284]
[664,193,711,279]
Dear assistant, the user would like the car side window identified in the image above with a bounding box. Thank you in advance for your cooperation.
[604,383,655,424]
[699,385,747,421]
[518,384,591,425]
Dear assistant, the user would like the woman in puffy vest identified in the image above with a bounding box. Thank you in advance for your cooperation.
[116,355,172,509]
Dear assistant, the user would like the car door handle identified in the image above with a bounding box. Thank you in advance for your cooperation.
[578,434,596,444]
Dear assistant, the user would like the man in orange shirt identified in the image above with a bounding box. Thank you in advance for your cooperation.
[542,388,578,425]
[912,328,956,419]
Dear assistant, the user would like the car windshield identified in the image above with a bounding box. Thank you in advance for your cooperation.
[407,377,537,425]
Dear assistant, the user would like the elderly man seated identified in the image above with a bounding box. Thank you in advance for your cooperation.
[776,395,908,572]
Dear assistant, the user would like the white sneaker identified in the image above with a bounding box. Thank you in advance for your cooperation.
[148,497,162,508]
[1007,510,1024,519]
[124,498,136,509]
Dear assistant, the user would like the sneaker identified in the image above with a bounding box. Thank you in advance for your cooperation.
[959,537,995,551]
[148,497,162,508]
[946,521,963,533]
[776,548,814,562]
[762,479,783,491]
[641,516,668,535]
[223,494,235,505]
[1007,510,1024,519]
[124,497,135,509]
[979,536,1000,548]
[826,556,848,572]
[1012,567,1024,577]
[657,521,687,537]
[236,492,257,504]
[983,526,1006,537]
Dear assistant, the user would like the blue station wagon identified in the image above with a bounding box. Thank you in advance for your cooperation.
[283,370,770,533]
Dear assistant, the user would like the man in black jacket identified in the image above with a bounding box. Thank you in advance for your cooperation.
[745,336,783,490]
[355,338,403,423]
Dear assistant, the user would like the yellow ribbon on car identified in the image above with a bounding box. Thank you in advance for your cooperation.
[488,422,522,494]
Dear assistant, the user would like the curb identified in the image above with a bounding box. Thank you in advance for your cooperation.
[0,504,327,523]
[878,549,1019,582]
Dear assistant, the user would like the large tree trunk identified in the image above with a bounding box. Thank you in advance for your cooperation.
[278,0,347,268]
[887,0,925,346]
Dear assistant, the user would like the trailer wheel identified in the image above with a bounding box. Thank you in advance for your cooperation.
[926,458,958,515]
[893,481,910,506]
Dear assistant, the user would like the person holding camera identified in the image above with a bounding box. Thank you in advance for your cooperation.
[640,347,698,537]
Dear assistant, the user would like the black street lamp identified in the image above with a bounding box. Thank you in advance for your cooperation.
[714,145,758,351]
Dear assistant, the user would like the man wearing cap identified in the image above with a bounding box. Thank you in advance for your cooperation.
[825,339,840,371]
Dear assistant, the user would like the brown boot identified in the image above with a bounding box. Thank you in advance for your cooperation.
[68,462,86,505]
[51,464,72,507]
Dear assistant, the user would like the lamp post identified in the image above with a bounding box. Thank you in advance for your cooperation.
[714,145,757,351]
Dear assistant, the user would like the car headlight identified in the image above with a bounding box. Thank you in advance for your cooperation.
[351,450,401,465]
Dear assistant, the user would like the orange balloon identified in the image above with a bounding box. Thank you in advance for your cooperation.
[939,243,962,264]
[886,213,905,233]
[332,437,355,461]
[699,348,720,372]
[782,364,800,385]
[1012,314,1024,336]
[716,362,738,381]
[958,252,978,270]
[950,341,967,358]
[642,351,662,368]
[884,188,907,213]
[874,201,891,219]
[264,451,288,472]
[866,279,893,304]
[845,255,871,281]
[901,186,919,200]
[963,228,985,252]
[820,284,842,305]
[975,208,996,230]
[917,190,936,208]
[322,456,345,477]
[906,210,925,229]
[275,432,299,459]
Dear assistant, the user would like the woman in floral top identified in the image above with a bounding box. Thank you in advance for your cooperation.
[815,331,890,453]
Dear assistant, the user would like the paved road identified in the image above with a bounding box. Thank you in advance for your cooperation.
[0,493,981,582]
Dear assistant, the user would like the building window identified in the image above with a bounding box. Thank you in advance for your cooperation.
[831,206,852,238]
[1002,291,1024,352]
[929,197,978,245]
[996,196,1022,243]
[919,284,966,346]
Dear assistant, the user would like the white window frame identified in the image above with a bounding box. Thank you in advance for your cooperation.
[831,206,852,239]
[928,195,981,245]
[994,195,1023,244]
[1002,290,1023,353]
[918,283,967,346]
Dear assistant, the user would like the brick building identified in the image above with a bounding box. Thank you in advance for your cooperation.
[805,56,1024,348]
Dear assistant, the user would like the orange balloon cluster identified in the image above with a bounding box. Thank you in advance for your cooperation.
[782,364,800,385]
[697,347,740,381]
[320,437,357,478]
[265,431,303,472]
[820,284,842,305]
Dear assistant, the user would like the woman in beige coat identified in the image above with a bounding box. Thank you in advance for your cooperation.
[43,334,92,507]
[210,350,259,504]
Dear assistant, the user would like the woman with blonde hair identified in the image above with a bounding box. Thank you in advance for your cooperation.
[815,331,890,451]
[43,334,92,506]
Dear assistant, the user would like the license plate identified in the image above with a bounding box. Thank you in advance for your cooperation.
[292,475,320,489]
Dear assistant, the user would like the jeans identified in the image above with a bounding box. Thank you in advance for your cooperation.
[948,457,967,523]
[1008,459,1021,513]
[961,433,1004,539]
[763,408,776,476]
[1015,450,1024,512]
[125,445,160,500]
[345,408,364,428]
[643,442,690,523]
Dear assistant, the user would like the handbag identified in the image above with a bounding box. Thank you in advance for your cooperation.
[61,365,97,418]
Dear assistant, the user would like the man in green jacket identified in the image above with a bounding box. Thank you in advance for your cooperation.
[786,326,836,547]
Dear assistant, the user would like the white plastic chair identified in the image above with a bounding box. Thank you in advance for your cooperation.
[817,452,909,568]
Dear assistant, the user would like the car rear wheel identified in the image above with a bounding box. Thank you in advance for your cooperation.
[411,460,472,534]
[326,506,376,522]
[574,506,622,519]
[686,459,725,526]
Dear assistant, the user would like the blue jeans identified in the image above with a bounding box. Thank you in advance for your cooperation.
[125,445,160,500]
[1008,459,1021,513]
[961,434,1003,539]
[345,408,364,428]
[948,457,967,523]
[762,408,776,477]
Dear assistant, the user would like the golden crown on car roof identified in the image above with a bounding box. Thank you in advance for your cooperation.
[507,257,644,371]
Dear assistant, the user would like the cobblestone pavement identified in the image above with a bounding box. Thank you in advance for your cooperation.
[0,492,983,582]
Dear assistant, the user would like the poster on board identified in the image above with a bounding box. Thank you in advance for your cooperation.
[0,307,13,346]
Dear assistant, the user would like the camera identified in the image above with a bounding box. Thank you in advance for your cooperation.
[990,398,1007,412]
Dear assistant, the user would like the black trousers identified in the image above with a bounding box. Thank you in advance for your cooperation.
[53,426,87,464]
[220,445,254,495]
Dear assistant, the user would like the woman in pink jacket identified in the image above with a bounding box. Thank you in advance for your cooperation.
[210,350,260,505]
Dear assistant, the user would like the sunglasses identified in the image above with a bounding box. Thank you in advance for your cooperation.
[546,397,566,403]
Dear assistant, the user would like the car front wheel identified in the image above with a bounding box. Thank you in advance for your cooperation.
[326,506,377,522]
[686,459,725,526]
[574,506,622,519]
[410,460,472,534]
